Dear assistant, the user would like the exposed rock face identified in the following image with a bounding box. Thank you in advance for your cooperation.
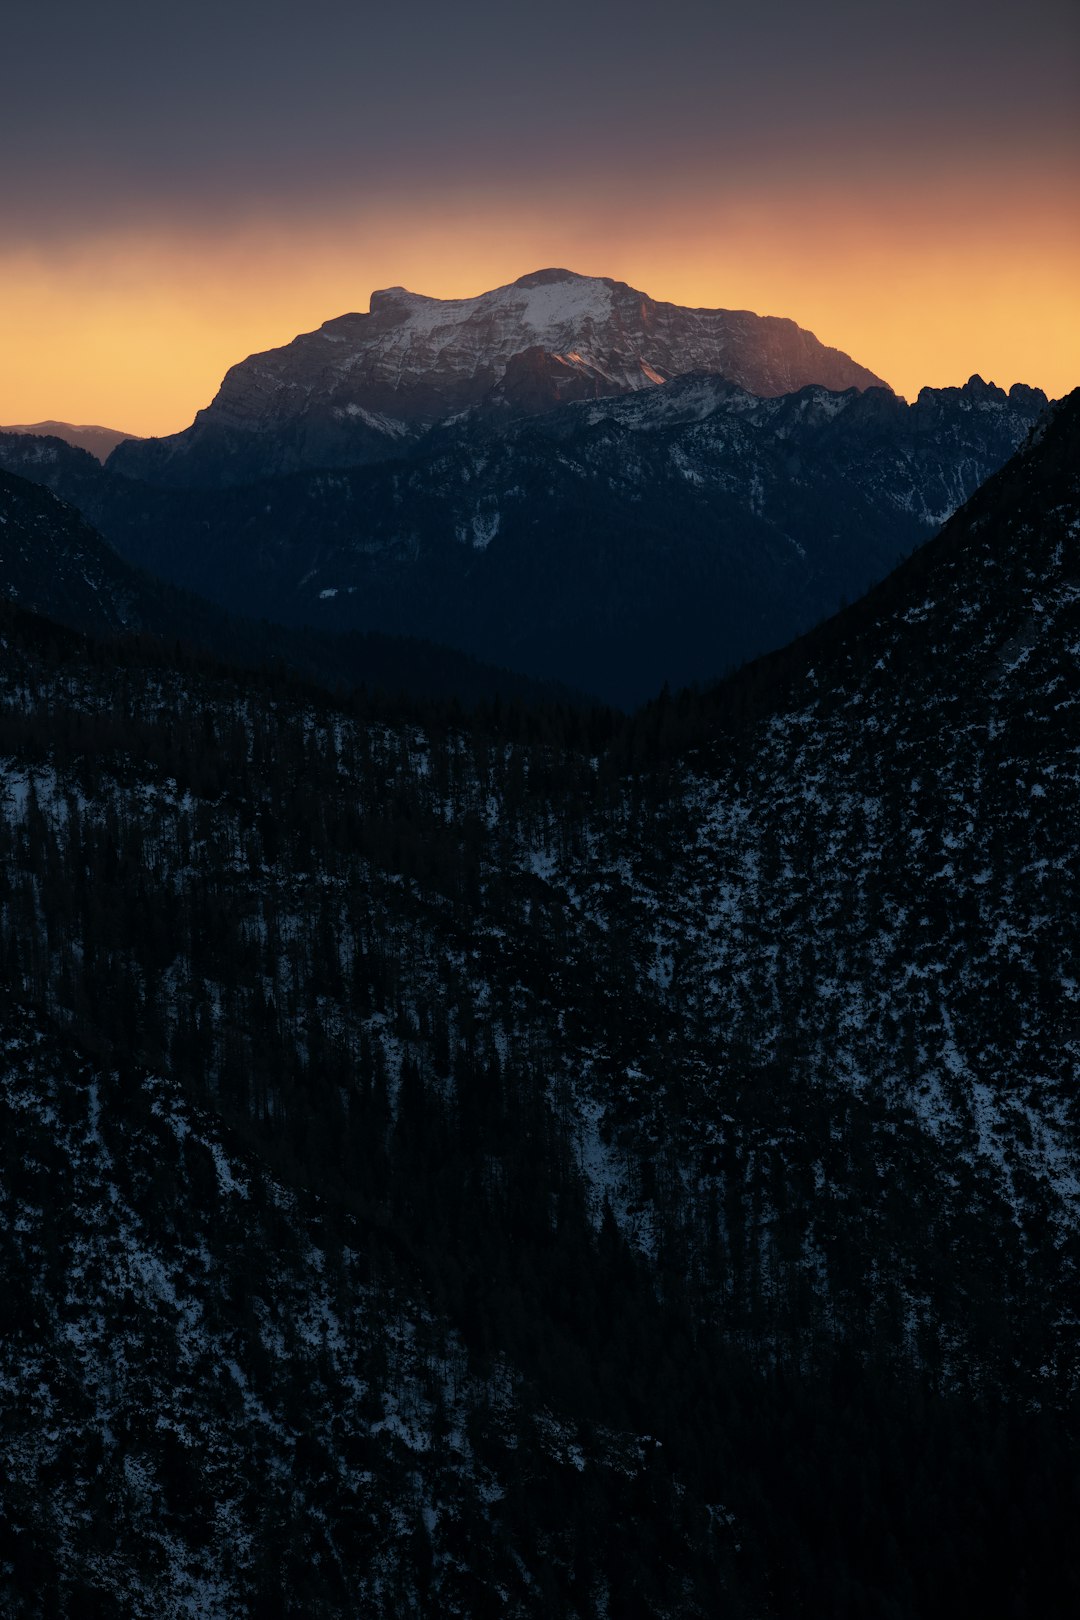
[108,268,890,487]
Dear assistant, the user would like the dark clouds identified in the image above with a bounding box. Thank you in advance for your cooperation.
[4,0,1077,237]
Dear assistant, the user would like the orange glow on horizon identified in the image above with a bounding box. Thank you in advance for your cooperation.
[2,175,1077,438]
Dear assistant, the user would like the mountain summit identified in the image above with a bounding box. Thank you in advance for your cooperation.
[108,269,890,486]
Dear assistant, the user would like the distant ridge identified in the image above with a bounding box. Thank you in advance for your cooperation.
[0,420,140,462]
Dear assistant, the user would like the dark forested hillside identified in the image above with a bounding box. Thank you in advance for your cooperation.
[0,464,587,710]
[1,394,1078,1616]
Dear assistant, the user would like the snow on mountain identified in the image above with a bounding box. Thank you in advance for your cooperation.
[108,268,890,487]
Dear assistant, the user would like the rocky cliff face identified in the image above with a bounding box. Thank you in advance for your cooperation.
[108,268,890,487]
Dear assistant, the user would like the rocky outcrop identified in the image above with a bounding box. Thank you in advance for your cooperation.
[108,268,890,487]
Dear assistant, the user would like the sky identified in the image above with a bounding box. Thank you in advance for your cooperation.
[2,0,1077,435]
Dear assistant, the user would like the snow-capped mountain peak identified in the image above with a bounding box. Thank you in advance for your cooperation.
[109,269,890,487]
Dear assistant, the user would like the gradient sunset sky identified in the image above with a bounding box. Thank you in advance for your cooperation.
[3,0,1077,436]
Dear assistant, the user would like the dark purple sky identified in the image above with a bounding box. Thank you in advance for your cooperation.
[5,0,1077,235]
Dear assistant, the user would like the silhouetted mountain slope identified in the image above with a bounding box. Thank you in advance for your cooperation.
[107,268,888,487]
[0,419,140,461]
[0,376,1047,706]
[0,469,152,635]
[0,463,589,709]
[0,393,1077,1617]
[0,431,105,508]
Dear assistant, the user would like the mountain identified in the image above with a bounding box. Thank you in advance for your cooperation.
[9,373,1043,707]
[107,268,890,487]
[0,392,1077,1616]
[0,419,139,462]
